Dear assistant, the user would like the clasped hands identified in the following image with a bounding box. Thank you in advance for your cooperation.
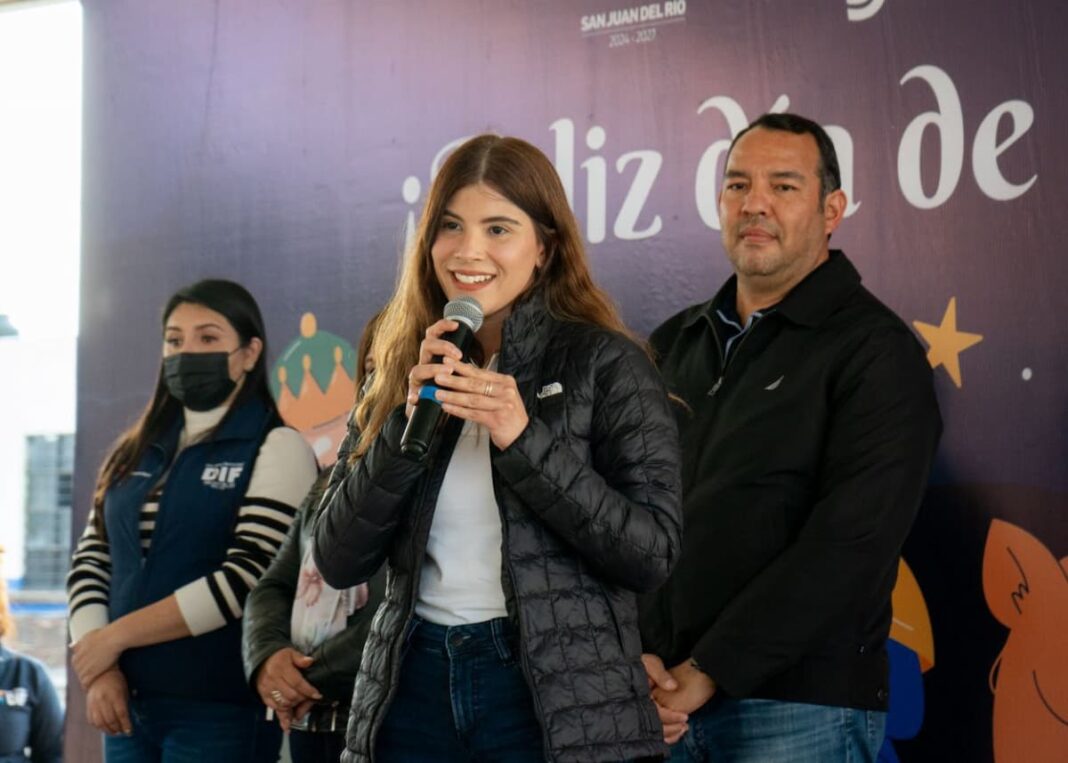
[71,626,131,736]
[641,653,717,745]
[255,647,323,732]
[406,319,528,450]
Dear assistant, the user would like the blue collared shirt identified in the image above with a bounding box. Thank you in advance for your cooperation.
[714,302,772,365]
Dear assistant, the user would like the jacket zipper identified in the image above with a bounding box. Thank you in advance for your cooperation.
[367,428,456,759]
[492,345,552,760]
[369,472,431,756]
[707,312,766,398]
[138,443,178,578]
[494,474,553,762]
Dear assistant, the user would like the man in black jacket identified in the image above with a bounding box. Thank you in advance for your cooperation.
[639,113,942,762]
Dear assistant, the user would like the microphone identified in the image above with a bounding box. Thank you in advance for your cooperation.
[400,296,484,460]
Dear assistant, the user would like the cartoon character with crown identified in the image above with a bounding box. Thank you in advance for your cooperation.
[271,313,356,467]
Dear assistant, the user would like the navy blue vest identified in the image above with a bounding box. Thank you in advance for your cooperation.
[105,398,276,704]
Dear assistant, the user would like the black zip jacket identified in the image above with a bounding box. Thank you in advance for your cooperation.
[313,293,683,762]
[242,470,386,702]
[640,251,941,711]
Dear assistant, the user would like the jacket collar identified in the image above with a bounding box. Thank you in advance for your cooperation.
[683,250,861,330]
[204,396,275,442]
[499,290,555,377]
[152,397,274,465]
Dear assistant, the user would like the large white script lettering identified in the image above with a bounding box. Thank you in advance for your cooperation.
[551,119,663,243]
[694,94,859,230]
[898,65,1036,208]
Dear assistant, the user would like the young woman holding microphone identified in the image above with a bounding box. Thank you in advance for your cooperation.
[315,134,682,762]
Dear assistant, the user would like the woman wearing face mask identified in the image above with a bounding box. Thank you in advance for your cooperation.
[314,135,683,762]
[66,279,318,762]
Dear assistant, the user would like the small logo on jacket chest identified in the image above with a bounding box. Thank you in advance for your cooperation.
[537,382,563,399]
[201,462,245,490]
[0,688,29,707]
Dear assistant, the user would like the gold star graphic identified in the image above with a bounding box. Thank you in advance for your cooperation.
[912,297,983,388]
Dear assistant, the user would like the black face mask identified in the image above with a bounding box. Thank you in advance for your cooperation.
[162,351,240,411]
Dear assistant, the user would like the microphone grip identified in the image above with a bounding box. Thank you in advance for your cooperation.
[399,322,476,461]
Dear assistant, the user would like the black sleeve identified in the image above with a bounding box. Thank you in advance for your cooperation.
[313,406,427,588]
[493,335,683,593]
[692,330,942,696]
[303,564,388,699]
[242,482,314,687]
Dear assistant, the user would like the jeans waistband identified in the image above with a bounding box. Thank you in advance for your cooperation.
[408,615,518,661]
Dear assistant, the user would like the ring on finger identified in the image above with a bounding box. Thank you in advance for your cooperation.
[270,689,286,706]
[483,382,494,397]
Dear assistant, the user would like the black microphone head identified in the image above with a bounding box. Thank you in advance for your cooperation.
[444,296,484,333]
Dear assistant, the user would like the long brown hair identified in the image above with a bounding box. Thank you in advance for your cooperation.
[353,134,635,457]
[90,280,279,538]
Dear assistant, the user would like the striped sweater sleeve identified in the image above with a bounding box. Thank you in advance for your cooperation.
[174,427,318,636]
[67,509,113,642]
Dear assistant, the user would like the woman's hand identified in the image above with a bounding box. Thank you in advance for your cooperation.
[86,667,132,736]
[406,319,465,418]
[72,626,124,689]
[255,647,323,726]
[433,359,528,449]
[642,653,689,745]
[281,699,316,733]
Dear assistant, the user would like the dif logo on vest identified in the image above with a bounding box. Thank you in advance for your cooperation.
[201,462,245,490]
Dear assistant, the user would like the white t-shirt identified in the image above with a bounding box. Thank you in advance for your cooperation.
[415,362,508,625]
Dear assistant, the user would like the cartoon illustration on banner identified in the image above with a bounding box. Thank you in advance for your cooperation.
[271,313,356,467]
[983,519,1068,763]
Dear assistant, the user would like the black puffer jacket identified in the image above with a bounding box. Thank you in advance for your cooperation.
[314,295,683,762]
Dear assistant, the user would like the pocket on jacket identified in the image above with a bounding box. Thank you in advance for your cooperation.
[603,586,642,660]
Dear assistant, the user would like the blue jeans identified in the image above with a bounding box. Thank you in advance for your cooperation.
[103,696,281,763]
[669,697,887,763]
[374,615,544,762]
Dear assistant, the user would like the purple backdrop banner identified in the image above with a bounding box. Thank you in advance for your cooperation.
[73,2,1068,761]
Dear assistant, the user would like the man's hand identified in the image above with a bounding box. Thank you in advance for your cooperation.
[86,667,132,736]
[641,653,689,745]
[653,659,716,715]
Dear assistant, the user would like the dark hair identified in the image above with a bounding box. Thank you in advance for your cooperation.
[354,308,385,393]
[727,113,841,200]
[90,279,278,538]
